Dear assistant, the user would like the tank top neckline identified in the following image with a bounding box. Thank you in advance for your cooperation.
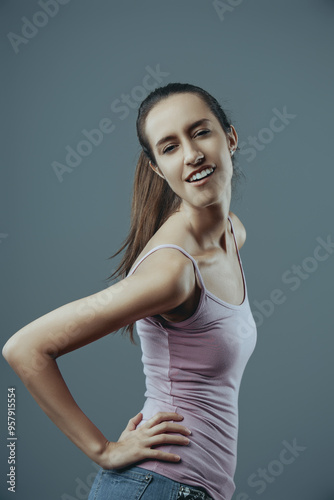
[127,215,248,312]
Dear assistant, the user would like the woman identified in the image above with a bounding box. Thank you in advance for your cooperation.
[2,83,257,500]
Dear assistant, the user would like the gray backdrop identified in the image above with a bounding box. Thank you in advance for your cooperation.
[1,1,333,499]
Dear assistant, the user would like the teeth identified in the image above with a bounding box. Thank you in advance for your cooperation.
[188,167,214,182]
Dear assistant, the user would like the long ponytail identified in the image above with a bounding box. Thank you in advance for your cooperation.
[105,149,181,344]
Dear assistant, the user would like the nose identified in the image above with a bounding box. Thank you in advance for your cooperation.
[183,141,204,165]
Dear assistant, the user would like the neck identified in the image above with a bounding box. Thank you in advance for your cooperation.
[178,188,232,252]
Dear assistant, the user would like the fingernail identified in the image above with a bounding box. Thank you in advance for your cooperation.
[186,428,192,434]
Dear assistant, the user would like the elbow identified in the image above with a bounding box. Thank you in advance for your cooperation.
[2,333,38,368]
[2,338,15,362]
[2,336,22,366]
[2,336,51,382]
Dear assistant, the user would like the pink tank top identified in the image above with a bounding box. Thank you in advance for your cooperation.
[126,215,257,500]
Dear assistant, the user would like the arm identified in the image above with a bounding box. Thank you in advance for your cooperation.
[2,249,195,467]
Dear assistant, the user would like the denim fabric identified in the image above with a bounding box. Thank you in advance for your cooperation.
[88,464,213,500]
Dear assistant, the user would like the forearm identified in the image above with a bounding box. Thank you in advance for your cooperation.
[4,350,109,465]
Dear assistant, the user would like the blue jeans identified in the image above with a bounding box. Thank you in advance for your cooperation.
[88,464,213,500]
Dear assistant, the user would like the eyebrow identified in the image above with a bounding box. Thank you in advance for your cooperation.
[155,118,212,149]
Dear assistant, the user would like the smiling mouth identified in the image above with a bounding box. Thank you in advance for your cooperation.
[186,166,216,183]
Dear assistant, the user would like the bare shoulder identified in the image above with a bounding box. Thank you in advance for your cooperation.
[229,211,246,249]
[129,245,196,292]
[128,243,195,293]
[130,212,195,271]
[111,246,196,325]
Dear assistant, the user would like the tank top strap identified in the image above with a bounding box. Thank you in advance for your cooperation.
[127,244,206,290]
[228,215,241,261]
[228,214,247,286]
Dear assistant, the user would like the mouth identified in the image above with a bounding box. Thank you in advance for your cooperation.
[185,166,216,184]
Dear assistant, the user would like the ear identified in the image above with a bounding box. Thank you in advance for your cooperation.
[228,125,238,151]
[149,160,165,180]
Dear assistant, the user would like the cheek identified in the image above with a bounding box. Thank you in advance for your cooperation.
[167,176,186,193]
[160,165,183,186]
[162,172,188,198]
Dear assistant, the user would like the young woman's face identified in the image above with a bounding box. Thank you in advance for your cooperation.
[144,92,238,210]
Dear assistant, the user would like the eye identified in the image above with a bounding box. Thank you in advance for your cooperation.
[162,130,211,154]
[196,129,210,137]
[163,145,176,154]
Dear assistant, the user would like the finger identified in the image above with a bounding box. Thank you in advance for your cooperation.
[149,421,192,437]
[146,412,184,429]
[145,448,182,462]
[149,433,190,447]
[126,412,143,431]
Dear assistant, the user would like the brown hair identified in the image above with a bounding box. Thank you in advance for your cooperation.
[105,82,245,344]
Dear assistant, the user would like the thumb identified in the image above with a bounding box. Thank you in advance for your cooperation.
[127,412,143,431]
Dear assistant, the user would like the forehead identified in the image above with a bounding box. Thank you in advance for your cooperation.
[145,93,218,147]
